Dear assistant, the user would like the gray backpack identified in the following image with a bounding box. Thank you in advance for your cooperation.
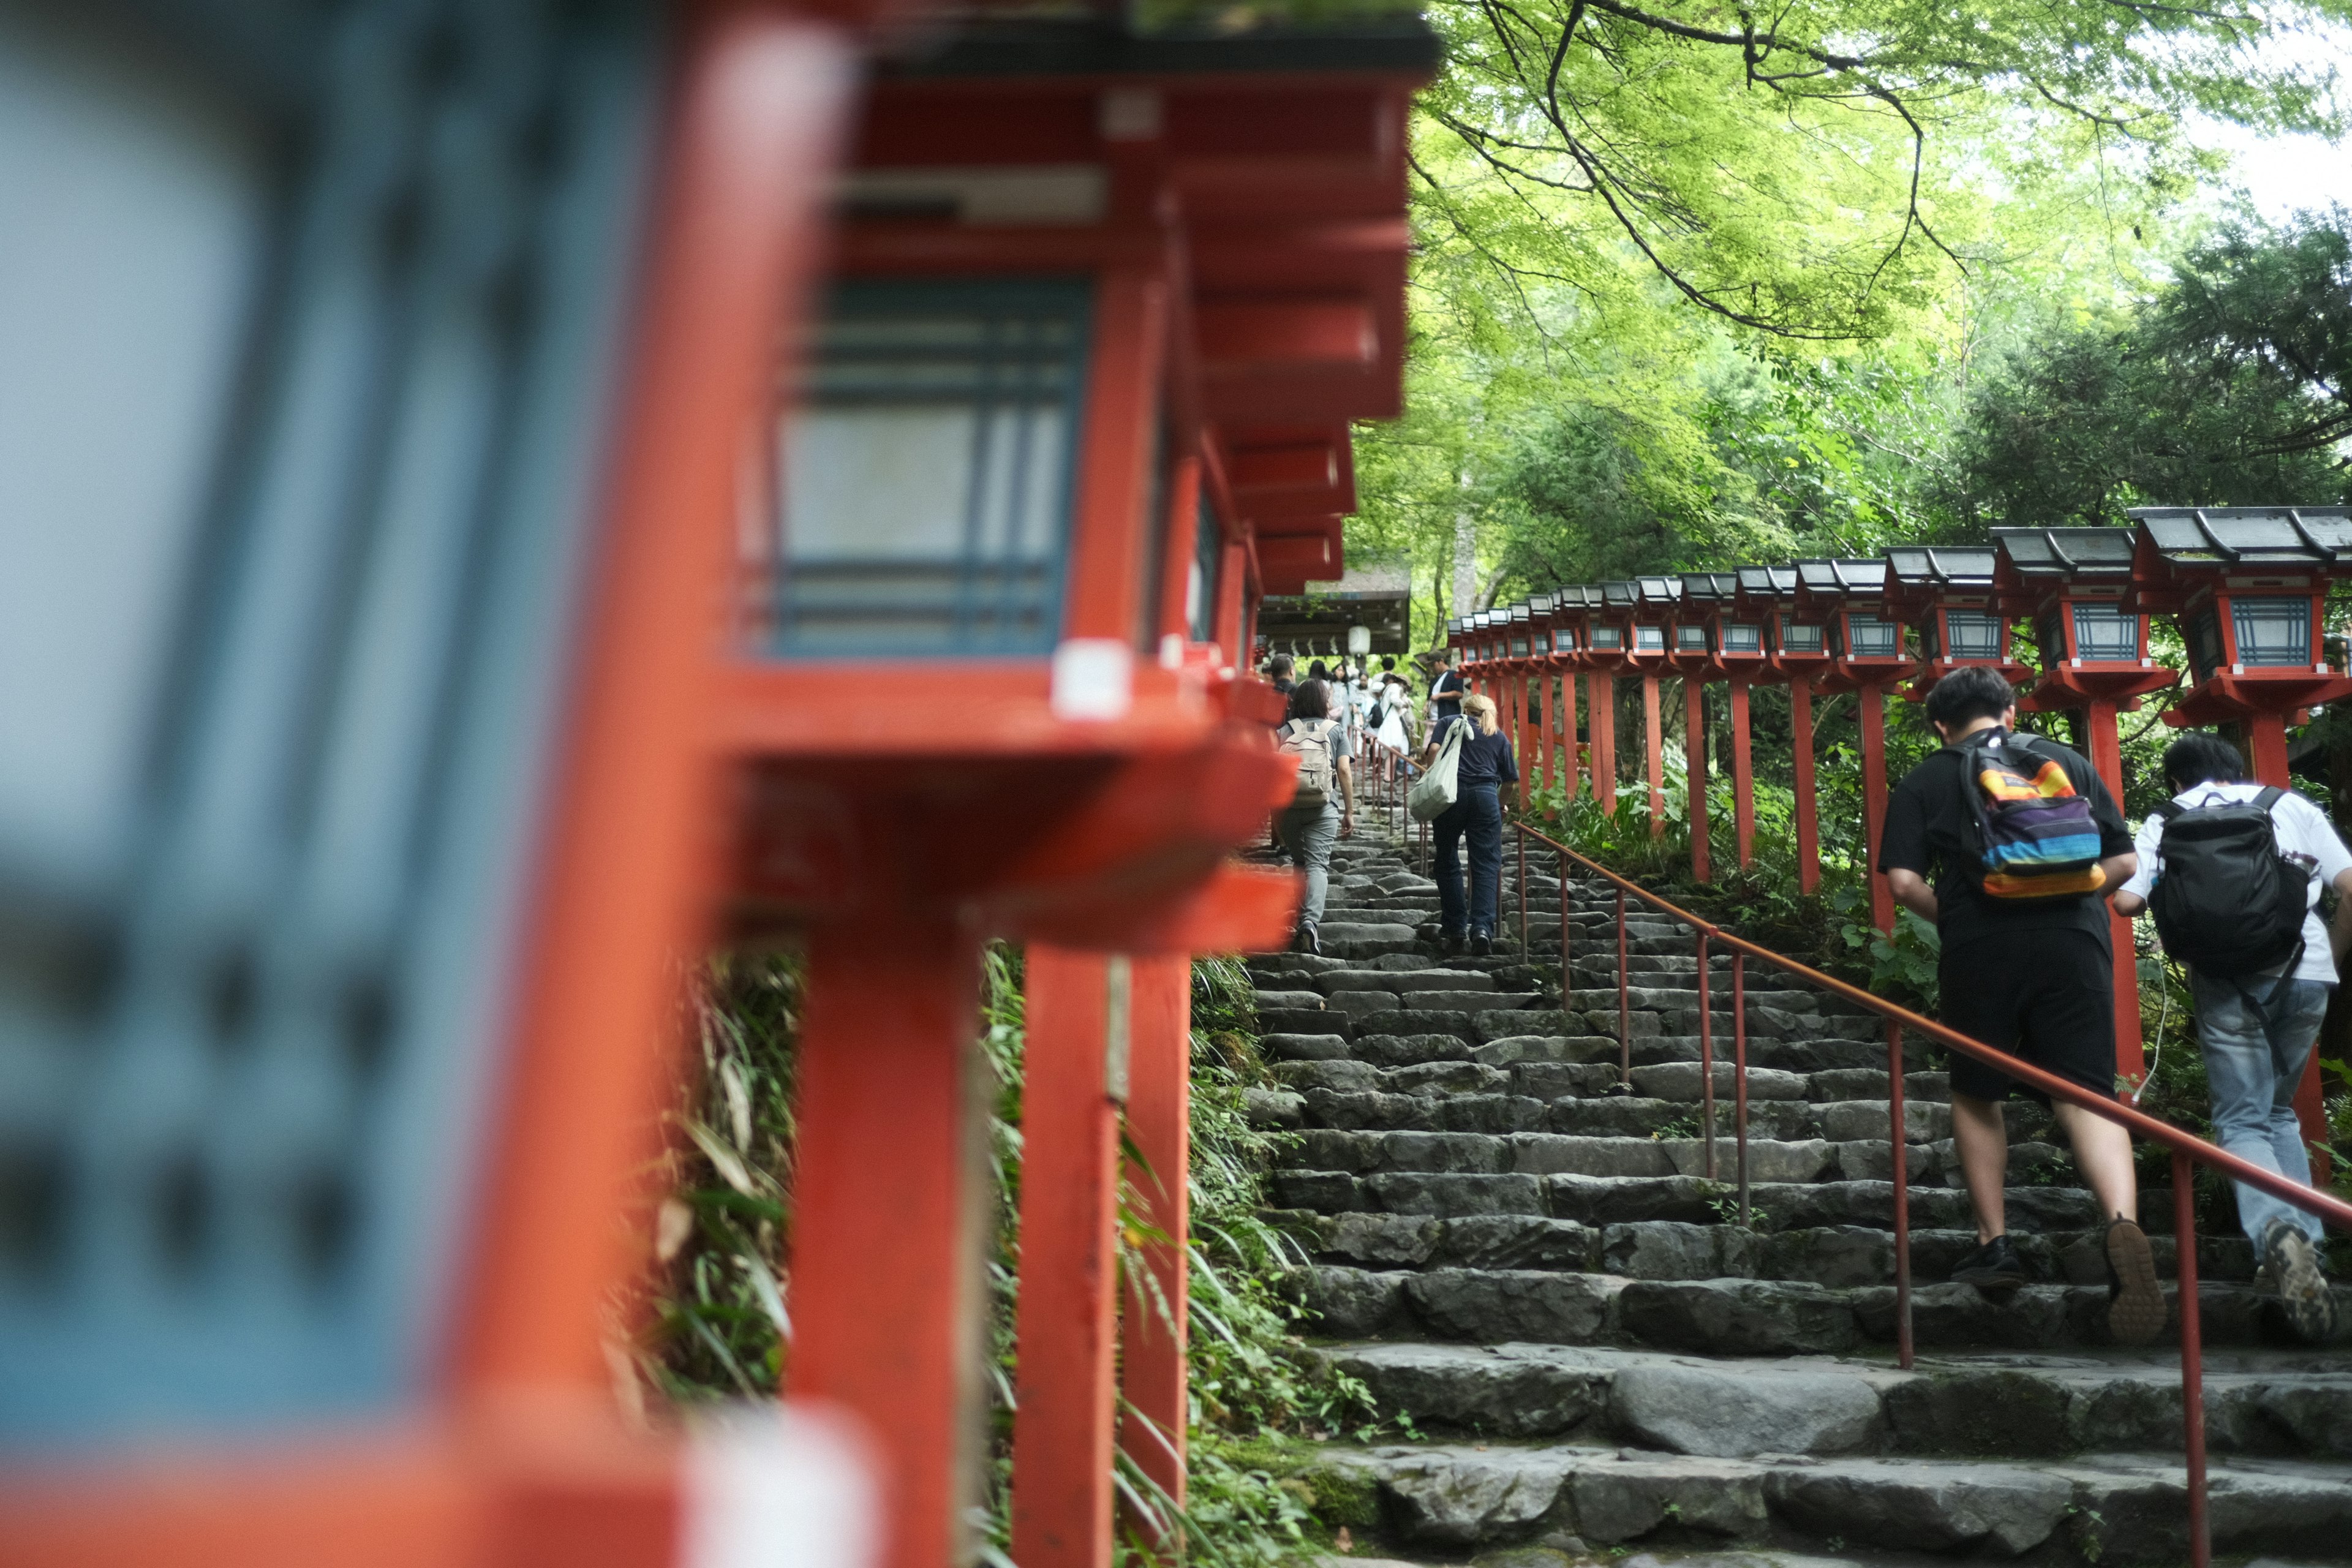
[1277,718,1336,809]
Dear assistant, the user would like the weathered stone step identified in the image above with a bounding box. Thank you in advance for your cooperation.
[1304,1436,2352,1562]
[1318,1340,2352,1458]
[1270,1170,2101,1234]
[1276,1211,2259,1288]
[1294,1265,2352,1354]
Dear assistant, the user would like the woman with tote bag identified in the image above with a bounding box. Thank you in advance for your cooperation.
[1417,693,1517,955]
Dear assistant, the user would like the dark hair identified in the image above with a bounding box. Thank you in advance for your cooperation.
[1434,649,1454,666]
[1924,666,2015,731]
[1286,678,1330,722]
[2163,732,2246,791]
[1267,653,1294,677]
[1381,655,1396,671]
[1308,659,1330,680]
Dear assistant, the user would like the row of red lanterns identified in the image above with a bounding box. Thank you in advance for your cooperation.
[1449,508,2352,1114]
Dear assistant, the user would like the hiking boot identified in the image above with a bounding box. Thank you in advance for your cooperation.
[2105,1217,2167,1346]
[1469,930,1494,957]
[1439,931,1466,957]
[2264,1219,2339,1343]
[1951,1234,2028,1292]
[1294,922,1321,957]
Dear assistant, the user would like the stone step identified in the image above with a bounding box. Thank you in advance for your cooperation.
[1303,1436,2352,1562]
[1292,1265,2352,1354]
[1317,1340,2351,1458]
[1269,1170,2103,1234]
[1275,1212,2260,1288]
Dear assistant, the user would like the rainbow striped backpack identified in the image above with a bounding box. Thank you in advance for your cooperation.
[1958,729,2108,900]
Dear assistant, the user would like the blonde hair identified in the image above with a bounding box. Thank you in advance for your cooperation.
[1460,692,1500,736]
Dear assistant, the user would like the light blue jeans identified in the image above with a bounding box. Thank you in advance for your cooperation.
[1275,800,1340,927]
[2191,973,2332,1245]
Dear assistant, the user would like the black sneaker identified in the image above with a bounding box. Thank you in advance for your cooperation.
[1951,1234,2029,1292]
[1469,930,1494,956]
[2105,1217,2167,1346]
[1440,931,1466,956]
[1294,922,1321,956]
[2264,1219,2339,1343]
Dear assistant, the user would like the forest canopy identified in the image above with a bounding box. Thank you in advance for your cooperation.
[1351,0,2352,632]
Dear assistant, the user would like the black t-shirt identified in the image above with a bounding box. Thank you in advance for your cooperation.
[1456,727,1519,790]
[1430,669,1464,722]
[1877,728,2132,953]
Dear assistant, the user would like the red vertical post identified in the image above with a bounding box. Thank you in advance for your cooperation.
[1728,679,1755,870]
[1686,677,1710,882]
[1887,1021,1913,1371]
[1791,677,1821,894]
[1696,931,1714,1178]
[2243,712,2331,1180]
[1560,674,1581,802]
[1859,682,1893,932]
[1643,674,1665,837]
[1525,671,1544,808]
[1732,954,1749,1226]
[1616,889,1631,1086]
[1011,949,1123,1568]
[2175,1152,2211,1568]
[1589,674,1618,812]
[2081,699,2146,1087]
[790,919,984,1568]
[1120,956,1192,1548]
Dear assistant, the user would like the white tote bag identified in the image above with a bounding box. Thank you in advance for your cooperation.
[1408,720,1466,821]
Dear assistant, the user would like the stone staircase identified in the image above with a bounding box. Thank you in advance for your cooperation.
[1248,822,2352,1566]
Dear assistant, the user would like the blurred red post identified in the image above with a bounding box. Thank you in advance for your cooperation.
[789,919,985,1568]
[1011,949,1124,1568]
[1120,956,1194,1548]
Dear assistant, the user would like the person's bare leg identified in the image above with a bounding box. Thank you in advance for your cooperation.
[2051,1102,2138,1223]
[1950,1090,2010,1243]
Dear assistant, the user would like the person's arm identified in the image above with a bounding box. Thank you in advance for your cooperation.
[2094,850,2138,900]
[2110,809,2165,918]
[1888,868,1939,925]
[1336,755,1356,835]
[2331,867,2352,967]
[2079,755,2138,902]
[1877,778,1936,924]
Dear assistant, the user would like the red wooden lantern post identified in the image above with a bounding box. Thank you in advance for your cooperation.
[1989,528,2173,1088]
[2128,505,2352,1169]
[1735,566,1830,889]
[0,6,874,1562]
[1693,572,1772,871]
[1536,590,1582,800]
[1504,601,1538,802]
[1623,578,1681,835]
[728,23,1430,1568]
[1665,576,1721,884]
[1578,582,1646,813]
[1525,594,1560,794]
[1542,589,1605,808]
[1798,559,1914,931]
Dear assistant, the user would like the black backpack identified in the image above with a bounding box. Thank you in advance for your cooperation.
[2147,786,2313,981]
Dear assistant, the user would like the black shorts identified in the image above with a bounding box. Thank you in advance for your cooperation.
[1937,925,2117,1105]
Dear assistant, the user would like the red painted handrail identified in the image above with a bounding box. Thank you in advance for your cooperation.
[1508,812,2352,1568]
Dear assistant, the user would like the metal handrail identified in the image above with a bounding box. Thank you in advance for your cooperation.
[1508,812,2352,1568]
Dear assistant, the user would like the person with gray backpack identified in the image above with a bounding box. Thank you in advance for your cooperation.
[1273,678,1355,954]
[2113,731,2351,1341]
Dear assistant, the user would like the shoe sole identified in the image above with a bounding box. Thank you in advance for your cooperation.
[2271,1232,2339,1343]
[1950,1268,2028,1294]
[2106,1219,2168,1347]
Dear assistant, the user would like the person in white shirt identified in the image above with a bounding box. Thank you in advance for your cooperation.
[2112,731,2351,1341]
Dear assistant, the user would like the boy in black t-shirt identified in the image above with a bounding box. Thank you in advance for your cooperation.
[1427,650,1464,743]
[1878,667,2164,1344]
